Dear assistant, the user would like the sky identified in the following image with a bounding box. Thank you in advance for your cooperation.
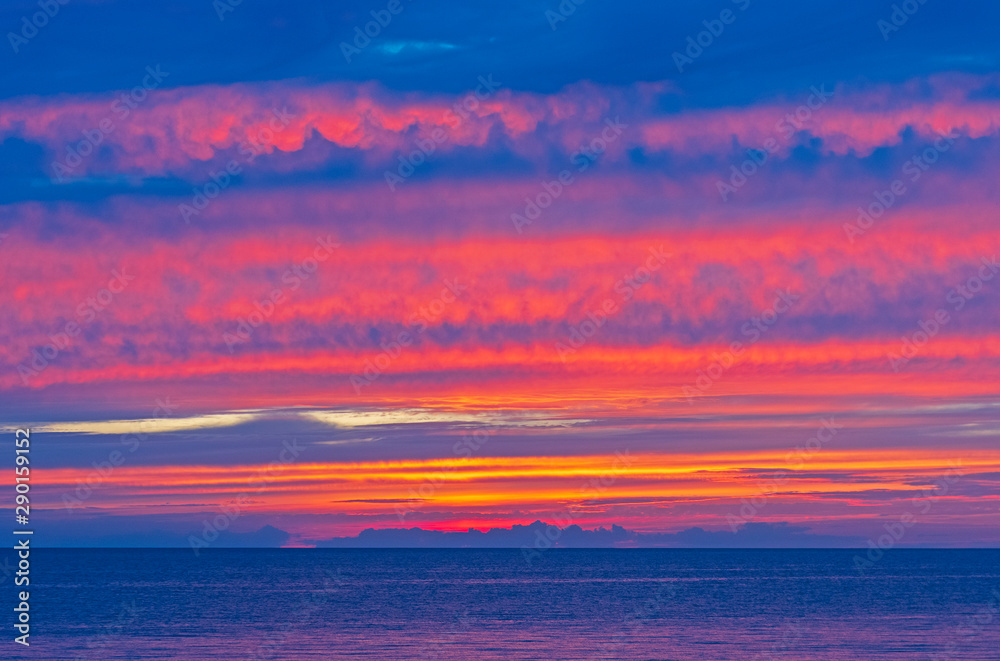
[1,0,999,548]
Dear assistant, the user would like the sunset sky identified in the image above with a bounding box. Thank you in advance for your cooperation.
[2,0,999,547]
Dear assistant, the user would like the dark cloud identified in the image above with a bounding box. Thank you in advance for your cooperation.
[306,520,865,548]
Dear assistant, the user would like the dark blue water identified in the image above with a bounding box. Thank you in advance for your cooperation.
[8,549,1000,659]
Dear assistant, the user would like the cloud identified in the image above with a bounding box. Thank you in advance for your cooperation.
[5,0,1000,547]
[1,75,998,186]
[2,218,999,394]
[662,522,865,548]
[307,520,865,548]
[3,411,260,435]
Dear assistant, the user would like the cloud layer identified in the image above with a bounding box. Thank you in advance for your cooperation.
[4,0,1000,546]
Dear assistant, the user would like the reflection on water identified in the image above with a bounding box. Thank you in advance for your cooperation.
[13,548,1000,659]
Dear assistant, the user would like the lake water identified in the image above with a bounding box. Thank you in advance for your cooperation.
[10,548,1000,659]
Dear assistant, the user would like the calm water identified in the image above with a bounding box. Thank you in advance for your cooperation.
[9,549,1000,659]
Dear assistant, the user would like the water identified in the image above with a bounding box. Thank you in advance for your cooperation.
[10,549,1000,659]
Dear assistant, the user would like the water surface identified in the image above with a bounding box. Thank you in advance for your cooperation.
[10,548,1000,659]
